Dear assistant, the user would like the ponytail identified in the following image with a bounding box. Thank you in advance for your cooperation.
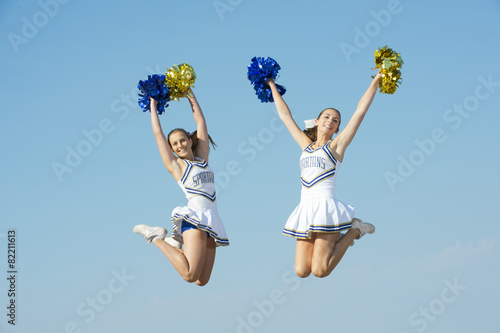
[303,127,317,142]
[188,130,217,151]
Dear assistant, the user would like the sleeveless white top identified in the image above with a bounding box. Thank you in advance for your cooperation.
[283,141,355,239]
[171,158,229,246]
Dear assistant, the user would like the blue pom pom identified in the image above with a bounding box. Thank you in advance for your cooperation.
[247,57,281,84]
[247,57,286,103]
[137,74,170,114]
[253,83,286,103]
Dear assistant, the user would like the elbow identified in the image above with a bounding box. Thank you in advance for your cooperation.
[153,131,166,140]
[279,113,293,123]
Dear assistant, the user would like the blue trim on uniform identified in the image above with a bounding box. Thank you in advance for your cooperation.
[300,140,338,189]
[304,140,330,153]
[322,144,337,165]
[283,222,352,239]
[180,161,193,184]
[304,142,320,153]
[304,141,336,161]
[191,159,208,168]
[172,213,230,246]
[180,158,216,201]
[172,213,200,226]
[301,169,336,188]
[180,159,208,184]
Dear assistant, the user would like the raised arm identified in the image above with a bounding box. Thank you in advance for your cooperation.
[332,72,382,160]
[185,88,210,162]
[267,79,312,150]
[150,98,183,179]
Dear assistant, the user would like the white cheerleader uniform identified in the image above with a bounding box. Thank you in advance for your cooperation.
[171,158,229,247]
[283,140,355,239]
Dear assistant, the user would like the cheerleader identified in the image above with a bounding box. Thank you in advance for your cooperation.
[133,88,228,286]
[267,72,382,278]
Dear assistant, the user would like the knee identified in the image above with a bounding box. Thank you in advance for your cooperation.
[182,273,199,284]
[311,266,329,278]
[195,279,209,287]
[295,265,311,278]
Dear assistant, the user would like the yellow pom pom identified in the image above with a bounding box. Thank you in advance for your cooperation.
[372,46,403,94]
[164,63,197,101]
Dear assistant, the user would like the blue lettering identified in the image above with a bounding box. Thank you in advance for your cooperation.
[192,172,214,186]
[300,156,326,170]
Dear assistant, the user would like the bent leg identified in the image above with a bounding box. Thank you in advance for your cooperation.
[295,233,316,278]
[153,228,208,283]
[311,229,360,278]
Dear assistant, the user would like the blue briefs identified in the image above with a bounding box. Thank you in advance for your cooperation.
[181,220,208,238]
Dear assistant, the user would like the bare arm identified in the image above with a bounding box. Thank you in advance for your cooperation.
[268,79,312,150]
[185,88,210,162]
[332,72,382,160]
[150,98,183,179]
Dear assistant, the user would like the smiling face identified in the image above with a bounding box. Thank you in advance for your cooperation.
[315,108,341,136]
[168,130,193,159]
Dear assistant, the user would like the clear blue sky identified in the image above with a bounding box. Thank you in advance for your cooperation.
[1,0,500,332]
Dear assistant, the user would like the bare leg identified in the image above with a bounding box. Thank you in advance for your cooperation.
[311,229,360,278]
[153,229,210,283]
[294,233,316,278]
[195,237,216,286]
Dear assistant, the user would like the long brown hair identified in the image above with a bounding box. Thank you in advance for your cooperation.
[303,108,341,141]
[167,128,217,152]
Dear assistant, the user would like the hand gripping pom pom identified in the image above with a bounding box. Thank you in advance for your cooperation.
[247,56,286,103]
[164,63,196,101]
[372,45,404,94]
[137,74,170,114]
[253,82,286,103]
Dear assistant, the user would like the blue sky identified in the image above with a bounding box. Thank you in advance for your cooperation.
[1,0,499,332]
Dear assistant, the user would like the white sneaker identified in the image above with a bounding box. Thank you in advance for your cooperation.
[338,232,354,247]
[350,218,375,239]
[164,236,182,249]
[133,224,167,244]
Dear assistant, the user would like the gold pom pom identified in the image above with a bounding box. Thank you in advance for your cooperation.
[372,46,403,94]
[164,63,197,101]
